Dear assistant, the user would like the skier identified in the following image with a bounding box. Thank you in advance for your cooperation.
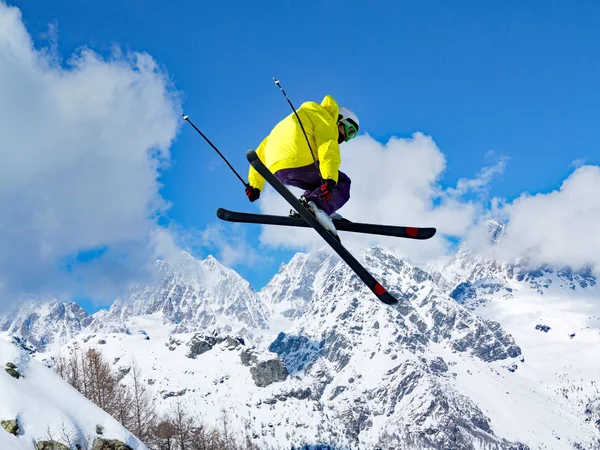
[244,95,359,233]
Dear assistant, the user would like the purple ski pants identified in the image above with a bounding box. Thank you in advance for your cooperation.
[274,164,351,215]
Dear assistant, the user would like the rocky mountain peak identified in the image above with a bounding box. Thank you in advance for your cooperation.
[0,300,92,351]
[92,251,268,338]
[486,218,506,242]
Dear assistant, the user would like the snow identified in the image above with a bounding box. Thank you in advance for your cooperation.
[433,247,600,449]
[0,334,147,450]
[4,247,600,449]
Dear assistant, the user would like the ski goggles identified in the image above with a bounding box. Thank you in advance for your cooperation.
[340,119,358,141]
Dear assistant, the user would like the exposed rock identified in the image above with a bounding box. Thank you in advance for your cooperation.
[250,359,288,387]
[224,336,243,349]
[187,334,218,358]
[320,330,352,371]
[5,362,16,369]
[429,357,449,374]
[1,419,19,435]
[35,441,70,450]
[161,389,187,399]
[451,319,521,362]
[92,438,133,450]
[275,388,312,402]
[167,336,183,351]
[330,385,347,400]
[240,349,258,366]
[96,425,104,435]
[116,366,131,381]
[287,387,311,400]
[268,333,321,373]
[5,365,21,379]
[187,334,245,359]
[535,324,551,332]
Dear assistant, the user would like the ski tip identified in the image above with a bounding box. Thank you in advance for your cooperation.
[246,149,258,162]
[380,293,399,305]
[374,283,398,304]
[412,227,436,240]
[422,227,437,239]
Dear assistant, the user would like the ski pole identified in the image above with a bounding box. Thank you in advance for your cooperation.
[273,78,323,184]
[181,113,249,188]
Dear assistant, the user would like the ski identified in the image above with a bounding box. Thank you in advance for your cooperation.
[217,208,436,240]
[246,149,398,305]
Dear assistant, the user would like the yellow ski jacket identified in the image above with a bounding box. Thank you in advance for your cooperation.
[248,95,341,191]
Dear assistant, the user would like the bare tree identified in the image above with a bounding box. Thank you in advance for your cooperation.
[53,353,67,380]
[54,347,143,438]
[220,408,236,450]
[85,348,120,412]
[189,416,210,450]
[112,380,134,430]
[130,358,157,442]
[79,349,90,398]
[241,417,259,450]
[152,417,177,450]
[53,346,270,450]
[170,400,195,450]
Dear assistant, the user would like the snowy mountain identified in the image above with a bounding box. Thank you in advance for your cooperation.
[90,252,269,339]
[262,246,529,448]
[432,219,598,308]
[3,242,600,449]
[0,333,146,450]
[0,252,269,352]
[0,300,92,351]
[259,250,334,319]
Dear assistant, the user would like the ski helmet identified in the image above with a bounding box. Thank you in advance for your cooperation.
[338,106,360,141]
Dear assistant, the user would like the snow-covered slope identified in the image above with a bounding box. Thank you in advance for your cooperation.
[6,241,600,449]
[0,333,146,450]
[425,221,600,449]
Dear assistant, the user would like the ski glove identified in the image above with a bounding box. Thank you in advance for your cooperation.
[318,179,336,202]
[245,185,261,202]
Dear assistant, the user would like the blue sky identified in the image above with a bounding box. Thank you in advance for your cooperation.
[5,1,600,312]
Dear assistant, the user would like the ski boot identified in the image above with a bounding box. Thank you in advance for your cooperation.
[307,201,341,243]
[291,196,341,243]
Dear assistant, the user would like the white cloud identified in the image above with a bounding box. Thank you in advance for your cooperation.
[446,157,507,197]
[254,129,600,274]
[256,132,504,265]
[197,223,272,268]
[0,3,181,302]
[474,165,600,270]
